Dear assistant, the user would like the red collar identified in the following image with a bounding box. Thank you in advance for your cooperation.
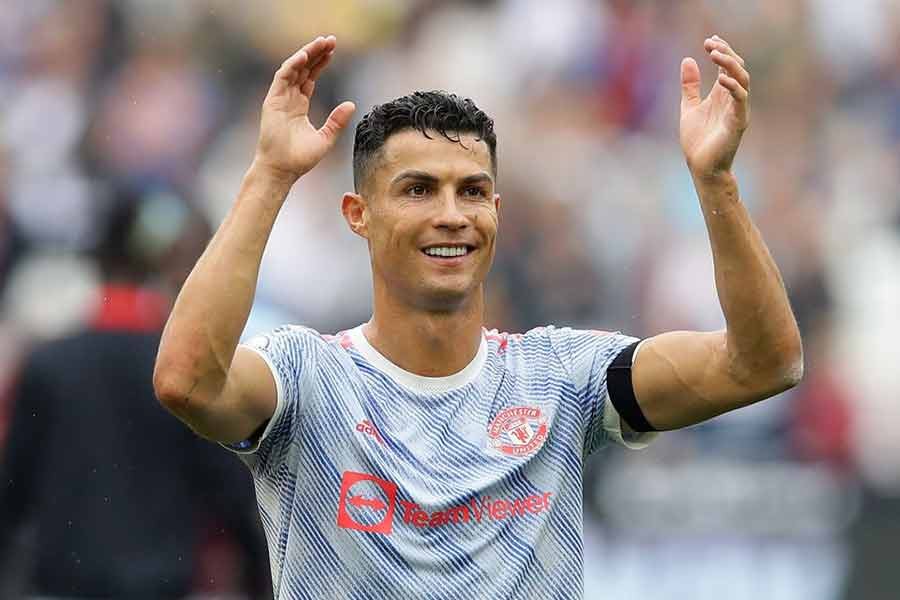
[91,284,170,333]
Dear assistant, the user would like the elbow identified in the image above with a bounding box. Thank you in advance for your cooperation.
[152,341,230,438]
[778,337,805,389]
[152,354,208,418]
[152,352,230,442]
[153,355,226,423]
[152,366,220,441]
[778,323,805,384]
[771,355,804,395]
[152,363,191,414]
[730,332,804,398]
[761,334,805,396]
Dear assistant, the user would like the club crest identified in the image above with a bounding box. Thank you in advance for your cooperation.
[487,406,549,456]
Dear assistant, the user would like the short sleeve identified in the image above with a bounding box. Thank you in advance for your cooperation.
[221,325,319,471]
[547,327,658,455]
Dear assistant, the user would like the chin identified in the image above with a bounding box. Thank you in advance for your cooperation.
[417,281,477,311]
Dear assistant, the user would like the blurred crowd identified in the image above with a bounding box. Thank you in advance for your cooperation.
[1,0,898,598]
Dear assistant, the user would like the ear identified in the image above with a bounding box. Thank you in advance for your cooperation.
[342,192,369,239]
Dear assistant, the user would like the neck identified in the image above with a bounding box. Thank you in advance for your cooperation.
[364,285,485,377]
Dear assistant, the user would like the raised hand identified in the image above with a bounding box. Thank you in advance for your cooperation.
[680,35,750,180]
[254,35,356,183]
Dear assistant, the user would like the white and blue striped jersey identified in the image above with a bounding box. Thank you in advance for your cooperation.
[228,324,657,599]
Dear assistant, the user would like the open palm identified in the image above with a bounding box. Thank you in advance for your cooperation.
[680,36,750,178]
[255,36,356,182]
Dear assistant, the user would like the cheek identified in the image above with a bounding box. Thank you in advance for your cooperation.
[365,217,389,258]
[369,216,410,257]
[477,208,499,237]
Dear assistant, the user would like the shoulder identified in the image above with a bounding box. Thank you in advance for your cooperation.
[484,325,616,351]
[245,324,348,351]
[243,325,362,368]
[484,325,636,375]
[245,324,316,347]
[482,325,566,363]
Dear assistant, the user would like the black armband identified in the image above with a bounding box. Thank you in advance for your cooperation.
[607,341,658,433]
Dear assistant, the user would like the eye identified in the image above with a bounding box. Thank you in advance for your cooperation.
[462,185,487,198]
[407,183,428,197]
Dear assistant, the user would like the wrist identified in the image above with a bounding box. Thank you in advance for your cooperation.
[240,161,298,213]
[248,156,301,188]
[691,168,738,191]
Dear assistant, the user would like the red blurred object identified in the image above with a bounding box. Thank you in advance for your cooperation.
[791,363,855,471]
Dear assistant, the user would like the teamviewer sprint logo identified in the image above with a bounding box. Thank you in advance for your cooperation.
[337,470,553,536]
[337,471,398,534]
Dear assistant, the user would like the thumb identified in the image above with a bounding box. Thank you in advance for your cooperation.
[319,101,357,146]
[680,57,702,111]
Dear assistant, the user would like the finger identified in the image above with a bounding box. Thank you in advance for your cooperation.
[299,51,334,97]
[275,36,333,83]
[287,37,336,92]
[710,50,750,90]
[267,36,335,99]
[704,36,745,66]
[318,101,357,146]
[302,35,336,69]
[680,57,702,110]
[269,50,309,96]
[308,50,335,83]
[717,73,749,103]
[284,43,314,71]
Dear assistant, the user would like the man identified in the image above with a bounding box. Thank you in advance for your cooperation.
[0,192,268,598]
[154,34,802,598]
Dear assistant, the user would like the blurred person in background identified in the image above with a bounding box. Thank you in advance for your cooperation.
[0,188,269,598]
[153,32,801,598]
[2,1,898,598]
[0,150,26,294]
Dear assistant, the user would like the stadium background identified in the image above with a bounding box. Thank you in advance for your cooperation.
[1,0,898,598]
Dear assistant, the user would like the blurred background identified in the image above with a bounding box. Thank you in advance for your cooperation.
[0,0,898,598]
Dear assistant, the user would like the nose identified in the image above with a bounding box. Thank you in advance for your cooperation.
[433,189,469,230]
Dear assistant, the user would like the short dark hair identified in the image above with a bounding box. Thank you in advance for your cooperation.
[352,91,497,193]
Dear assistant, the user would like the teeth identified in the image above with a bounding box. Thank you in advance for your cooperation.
[425,246,468,257]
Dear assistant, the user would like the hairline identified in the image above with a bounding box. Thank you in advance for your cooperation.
[355,127,497,195]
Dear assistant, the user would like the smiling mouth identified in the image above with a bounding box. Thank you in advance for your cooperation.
[421,245,474,258]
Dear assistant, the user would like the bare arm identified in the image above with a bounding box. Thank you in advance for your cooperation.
[153,35,356,443]
[630,36,803,431]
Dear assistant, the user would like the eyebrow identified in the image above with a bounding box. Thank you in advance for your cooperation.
[459,173,494,187]
[391,170,438,186]
[391,170,494,187]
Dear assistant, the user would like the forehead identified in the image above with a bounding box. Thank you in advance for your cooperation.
[377,129,493,180]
